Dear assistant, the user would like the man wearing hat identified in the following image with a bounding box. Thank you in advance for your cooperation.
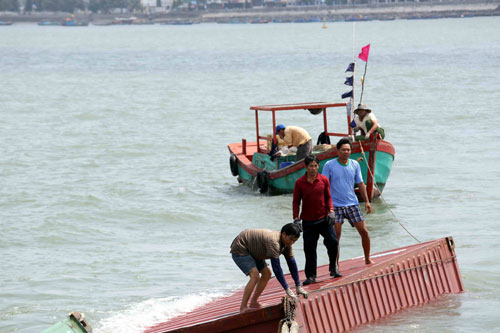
[275,124,312,162]
[353,104,385,141]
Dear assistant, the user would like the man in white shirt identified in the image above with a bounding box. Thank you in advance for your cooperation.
[353,104,385,141]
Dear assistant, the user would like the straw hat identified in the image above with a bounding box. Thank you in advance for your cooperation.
[354,104,371,114]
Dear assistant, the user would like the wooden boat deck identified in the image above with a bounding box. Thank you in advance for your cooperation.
[145,237,463,333]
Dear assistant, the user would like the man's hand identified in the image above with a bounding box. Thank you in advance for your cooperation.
[296,286,308,299]
[285,288,297,302]
[293,219,302,232]
[365,202,372,214]
[327,212,335,226]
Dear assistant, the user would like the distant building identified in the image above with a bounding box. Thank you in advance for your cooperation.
[207,0,224,9]
[141,0,173,12]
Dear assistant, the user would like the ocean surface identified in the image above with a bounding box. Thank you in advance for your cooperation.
[1,17,499,332]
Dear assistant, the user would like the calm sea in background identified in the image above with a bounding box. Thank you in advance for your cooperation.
[1,17,500,332]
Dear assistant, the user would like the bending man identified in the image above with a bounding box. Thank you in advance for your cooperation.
[230,223,308,312]
[276,124,312,162]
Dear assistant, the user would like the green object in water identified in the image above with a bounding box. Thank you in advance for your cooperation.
[43,312,92,333]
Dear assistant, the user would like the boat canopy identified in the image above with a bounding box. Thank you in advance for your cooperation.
[250,102,346,112]
[249,102,349,153]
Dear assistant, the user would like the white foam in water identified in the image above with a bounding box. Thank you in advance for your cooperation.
[93,292,224,333]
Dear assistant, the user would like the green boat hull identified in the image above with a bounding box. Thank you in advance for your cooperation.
[237,150,394,196]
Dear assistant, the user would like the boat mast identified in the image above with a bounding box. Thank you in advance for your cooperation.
[349,23,356,135]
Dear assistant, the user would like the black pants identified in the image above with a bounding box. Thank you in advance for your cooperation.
[303,218,339,278]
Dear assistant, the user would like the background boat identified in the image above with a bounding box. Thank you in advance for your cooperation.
[228,102,395,198]
[61,17,88,26]
[38,20,60,26]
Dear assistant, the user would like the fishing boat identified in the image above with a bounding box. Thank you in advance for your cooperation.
[145,237,464,332]
[38,20,61,26]
[61,18,88,26]
[229,44,393,199]
[249,18,269,24]
[61,21,88,26]
[160,21,194,25]
[111,17,137,24]
[228,102,395,199]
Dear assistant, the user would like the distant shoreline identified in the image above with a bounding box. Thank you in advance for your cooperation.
[201,1,500,22]
[1,1,499,24]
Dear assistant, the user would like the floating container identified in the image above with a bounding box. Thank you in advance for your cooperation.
[145,237,464,333]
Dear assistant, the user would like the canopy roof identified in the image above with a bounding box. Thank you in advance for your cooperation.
[250,102,346,112]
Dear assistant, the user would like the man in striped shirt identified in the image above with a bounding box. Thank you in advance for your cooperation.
[230,223,308,312]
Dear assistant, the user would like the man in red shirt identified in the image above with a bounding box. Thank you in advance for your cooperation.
[293,155,341,285]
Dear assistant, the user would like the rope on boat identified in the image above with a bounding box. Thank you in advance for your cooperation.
[278,297,299,333]
[358,139,422,243]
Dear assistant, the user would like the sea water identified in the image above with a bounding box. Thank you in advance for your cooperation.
[1,17,500,332]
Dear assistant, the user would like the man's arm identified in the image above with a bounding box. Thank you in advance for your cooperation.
[292,181,302,220]
[366,118,380,137]
[357,182,372,214]
[270,257,289,290]
[324,177,334,212]
[284,256,301,287]
[283,256,308,299]
[322,163,334,211]
[284,129,293,147]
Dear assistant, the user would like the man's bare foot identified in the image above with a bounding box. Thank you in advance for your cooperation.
[240,306,250,313]
[249,301,262,309]
[365,258,374,264]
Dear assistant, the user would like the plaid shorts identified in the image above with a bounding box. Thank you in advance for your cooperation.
[334,205,365,226]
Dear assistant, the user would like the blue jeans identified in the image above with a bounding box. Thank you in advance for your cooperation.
[232,253,267,275]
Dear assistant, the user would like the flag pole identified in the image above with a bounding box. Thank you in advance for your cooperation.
[351,23,355,115]
[352,23,355,61]
[359,58,368,104]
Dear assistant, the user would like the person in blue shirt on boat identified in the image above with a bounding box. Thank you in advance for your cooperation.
[230,223,308,312]
[322,138,374,265]
[275,124,312,162]
[352,104,385,141]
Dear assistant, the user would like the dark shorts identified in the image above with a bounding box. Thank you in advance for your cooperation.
[334,205,365,226]
[295,139,313,162]
[232,253,267,275]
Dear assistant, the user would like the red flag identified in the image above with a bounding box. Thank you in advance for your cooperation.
[358,44,370,62]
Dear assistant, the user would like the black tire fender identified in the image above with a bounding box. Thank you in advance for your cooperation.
[229,155,239,176]
[256,171,269,194]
